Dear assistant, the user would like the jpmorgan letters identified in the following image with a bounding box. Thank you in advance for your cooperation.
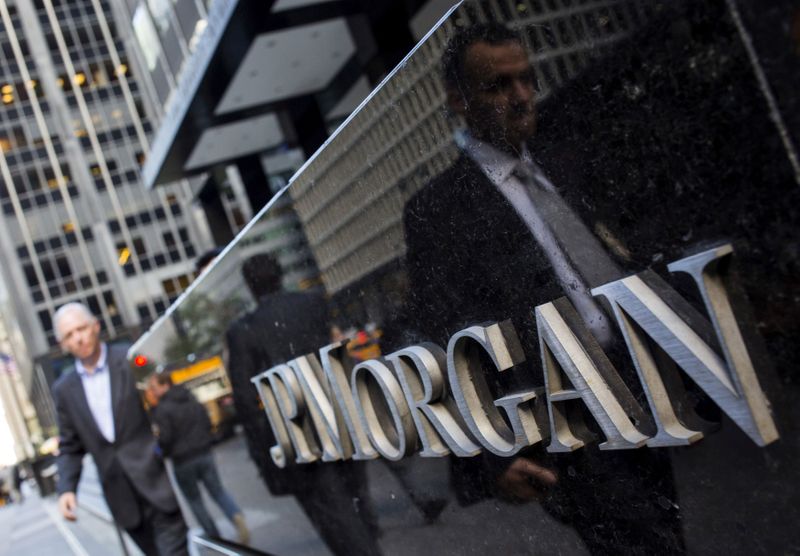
[250,244,779,467]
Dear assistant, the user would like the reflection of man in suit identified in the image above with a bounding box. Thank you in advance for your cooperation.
[404,23,683,553]
[405,23,624,349]
[225,254,381,556]
[53,302,188,555]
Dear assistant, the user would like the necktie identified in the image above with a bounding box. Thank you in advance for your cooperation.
[513,161,621,345]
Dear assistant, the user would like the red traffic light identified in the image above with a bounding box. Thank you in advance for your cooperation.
[133,355,148,367]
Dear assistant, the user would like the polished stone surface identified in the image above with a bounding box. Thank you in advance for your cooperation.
[133,1,800,553]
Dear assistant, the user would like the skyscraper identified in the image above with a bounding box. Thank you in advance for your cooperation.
[0,0,214,378]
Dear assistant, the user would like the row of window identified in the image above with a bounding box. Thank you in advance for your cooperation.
[135,273,195,324]
[119,244,196,277]
[16,226,94,261]
[1,185,79,215]
[0,126,61,156]
[0,162,70,196]
[56,56,128,89]
[53,53,127,89]
[0,163,149,216]
[34,275,109,304]
[0,99,50,122]
[76,120,150,148]
[33,0,111,12]
[0,39,30,61]
[107,204,182,235]
[137,298,171,324]
[117,228,195,277]
[26,266,109,304]
[66,81,139,108]
[44,22,118,52]
[94,168,140,191]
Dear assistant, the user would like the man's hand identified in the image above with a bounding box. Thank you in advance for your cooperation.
[497,457,558,502]
[58,492,78,521]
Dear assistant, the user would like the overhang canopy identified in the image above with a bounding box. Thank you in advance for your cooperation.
[142,0,358,188]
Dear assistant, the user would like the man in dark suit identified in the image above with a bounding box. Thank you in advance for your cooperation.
[404,23,636,353]
[52,302,188,555]
[225,253,382,556]
[403,22,686,554]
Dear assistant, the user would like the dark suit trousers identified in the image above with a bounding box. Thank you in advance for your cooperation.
[123,475,188,556]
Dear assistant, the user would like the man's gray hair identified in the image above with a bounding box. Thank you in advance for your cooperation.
[53,302,98,341]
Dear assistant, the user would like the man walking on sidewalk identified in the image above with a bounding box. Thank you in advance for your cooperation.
[52,302,188,555]
[148,373,249,544]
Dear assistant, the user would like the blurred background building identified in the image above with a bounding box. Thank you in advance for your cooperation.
[0,0,230,440]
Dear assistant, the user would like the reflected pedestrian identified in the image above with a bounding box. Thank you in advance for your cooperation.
[148,373,250,544]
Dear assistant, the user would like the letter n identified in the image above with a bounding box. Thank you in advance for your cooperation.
[593,244,779,447]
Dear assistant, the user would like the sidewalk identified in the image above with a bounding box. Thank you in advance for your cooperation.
[0,487,132,556]
[179,432,330,556]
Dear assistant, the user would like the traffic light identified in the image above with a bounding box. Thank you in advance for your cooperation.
[133,355,148,367]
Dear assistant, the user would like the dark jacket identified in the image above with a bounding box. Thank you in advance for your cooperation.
[54,343,179,530]
[151,385,212,465]
[225,290,330,495]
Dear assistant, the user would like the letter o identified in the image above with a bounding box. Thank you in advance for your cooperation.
[351,359,416,460]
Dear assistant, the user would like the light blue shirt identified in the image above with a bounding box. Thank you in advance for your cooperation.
[75,343,115,443]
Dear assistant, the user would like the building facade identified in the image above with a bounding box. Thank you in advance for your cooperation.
[0,0,215,377]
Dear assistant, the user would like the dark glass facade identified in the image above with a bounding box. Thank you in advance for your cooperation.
[133,1,800,553]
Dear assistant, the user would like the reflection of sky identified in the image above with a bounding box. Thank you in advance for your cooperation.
[0,402,17,466]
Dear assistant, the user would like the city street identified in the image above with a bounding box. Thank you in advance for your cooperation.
[0,432,332,556]
[174,432,330,556]
[0,429,593,555]
[0,484,131,556]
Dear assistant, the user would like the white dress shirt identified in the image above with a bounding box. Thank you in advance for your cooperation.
[75,343,115,443]
[459,131,616,345]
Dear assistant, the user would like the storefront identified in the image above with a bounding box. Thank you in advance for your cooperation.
[131,1,800,553]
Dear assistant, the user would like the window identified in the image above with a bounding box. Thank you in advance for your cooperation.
[162,278,177,296]
[137,304,151,319]
[132,237,146,256]
[55,256,71,278]
[38,310,53,333]
[90,63,108,87]
[23,264,38,286]
[161,274,191,298]
[41,259,55,283]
